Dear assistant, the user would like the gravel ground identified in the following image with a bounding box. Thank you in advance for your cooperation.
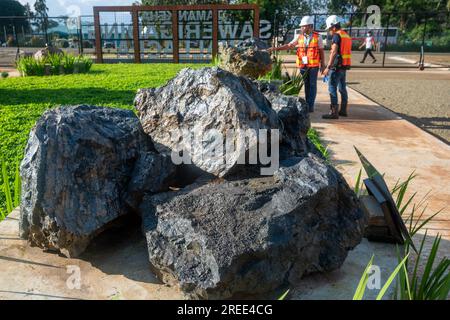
[347,70,450,144]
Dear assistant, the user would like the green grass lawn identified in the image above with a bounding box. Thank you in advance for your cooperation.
[0,63,205,212]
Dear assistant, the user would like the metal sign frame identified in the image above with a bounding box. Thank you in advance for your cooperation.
[93,4,260,63]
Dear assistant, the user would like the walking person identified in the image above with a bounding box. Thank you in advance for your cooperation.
[359,30,377,63]
[321,15,352,119]
[268,16,325,113]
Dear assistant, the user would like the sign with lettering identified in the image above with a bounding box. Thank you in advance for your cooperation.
[93,4,268,63]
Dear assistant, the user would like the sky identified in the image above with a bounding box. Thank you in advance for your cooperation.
[19,0,136,17]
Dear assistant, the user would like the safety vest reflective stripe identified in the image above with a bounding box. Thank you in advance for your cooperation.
[296,32,321,68]
[337,30,352,67]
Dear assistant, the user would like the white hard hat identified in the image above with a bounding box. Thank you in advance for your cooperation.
[325,15,340,30]
[300,16,314,27]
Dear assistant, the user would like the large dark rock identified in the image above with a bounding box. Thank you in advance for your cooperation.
[219,37,272,79]
[135,67,281,178]
[140,154,366,299]
[257,81,310,158]
[20,105,175,257]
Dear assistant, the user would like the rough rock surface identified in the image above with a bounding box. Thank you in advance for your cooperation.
[33,46,63,60]
[219,37,272,79]
[257,81,310,158]
[20,105,174,257]
[140,154,366,299]
[134,67,281,177]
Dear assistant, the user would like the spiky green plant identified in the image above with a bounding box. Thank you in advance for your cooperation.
[0,158,21,221]
[353,253,409,300]
[278,289,289,300]
[212,54,221,67]
[16,56,45,76]
[396,232,450,300]
[45,53,63,75]
[62,54,75,74]
[354,148,448,300]
[260,56,283,81]
[76,55,93,73]
[16,53,92,77]
[279,69,306,96]
[307,128,329,161]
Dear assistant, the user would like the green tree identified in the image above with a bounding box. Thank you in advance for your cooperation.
[24,2,33,17]
[0,0,30,41]
[139,0,230,4]
[34,0,48,33]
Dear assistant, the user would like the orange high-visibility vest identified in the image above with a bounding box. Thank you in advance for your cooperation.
[336,29,352,67]
[296,32,321,68]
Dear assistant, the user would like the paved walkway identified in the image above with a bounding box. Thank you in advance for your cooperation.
[310,79,450,239]
[303,76,450,274]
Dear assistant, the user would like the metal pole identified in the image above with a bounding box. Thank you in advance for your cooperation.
[78,16,83,55]
[421,16,427,50]
[212,8,218,60]
[13,24,20,61]
[94,9,103,63]
[349,13,353,39]
[272,11,278,47]
[3,25,7,43]
[253,6,260,38]
[172,10,179,63]
[381,13,390,68]
[44,17,49,45]
[132,8,141,63]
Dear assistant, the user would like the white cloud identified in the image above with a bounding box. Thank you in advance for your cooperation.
[19,0,136,16]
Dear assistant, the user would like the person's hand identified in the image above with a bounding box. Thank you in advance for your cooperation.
[267,47,275,53]
[320,64,326,73]
[322,67,329,76]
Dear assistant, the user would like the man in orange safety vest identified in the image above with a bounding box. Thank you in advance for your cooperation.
[322,15,352,119]
[268,16,325,113]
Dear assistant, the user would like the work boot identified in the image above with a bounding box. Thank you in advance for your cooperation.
[339,102,348,117]
[322,104,339,119]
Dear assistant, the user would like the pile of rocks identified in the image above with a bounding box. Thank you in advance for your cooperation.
[20,66,366,299]
[33,45,63,60]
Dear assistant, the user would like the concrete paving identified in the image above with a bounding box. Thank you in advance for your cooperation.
[310,79,450,239]
[0,209,185,300]
[0,208,399,300]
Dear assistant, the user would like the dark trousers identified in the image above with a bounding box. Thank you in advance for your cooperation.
[361,48,376,62]
[328,69,348,106]
[300,67,319,112]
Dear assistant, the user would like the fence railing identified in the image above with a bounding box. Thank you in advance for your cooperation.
[273,11,450,68]
[1,9,449,68]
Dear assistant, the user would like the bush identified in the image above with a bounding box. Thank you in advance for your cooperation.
[1,72,9,79]
[16,53,93,77]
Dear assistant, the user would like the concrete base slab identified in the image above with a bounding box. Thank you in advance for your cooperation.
[0,209,185,300]
[0,207,401,300]
[291,239,399,300]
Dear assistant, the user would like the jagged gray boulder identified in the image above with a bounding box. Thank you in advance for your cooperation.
[140,154,366,299]
[219,37,272,79]
[20,105,175,257]
[135,67,281,178]
[33,46,63,60]
[257,81,310,158]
